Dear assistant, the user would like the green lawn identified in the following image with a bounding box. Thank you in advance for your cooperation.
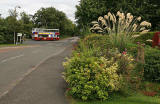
[60,35,73,40]
[0,44,26,48]
[72,94,160,104]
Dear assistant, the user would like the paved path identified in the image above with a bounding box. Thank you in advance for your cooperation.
[0,37,79,104]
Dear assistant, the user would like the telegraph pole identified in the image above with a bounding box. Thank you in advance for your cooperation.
[13,6,21,44]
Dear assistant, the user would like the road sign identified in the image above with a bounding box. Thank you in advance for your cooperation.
[17,33,22,37]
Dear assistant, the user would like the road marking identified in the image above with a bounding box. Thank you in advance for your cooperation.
[0,37,79,99]
[0,45,41,50]
[0,46,69,99]
[0,45,41,53]
[0,54,24,64]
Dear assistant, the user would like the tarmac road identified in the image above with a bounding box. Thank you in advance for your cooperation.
[0,37,79,104]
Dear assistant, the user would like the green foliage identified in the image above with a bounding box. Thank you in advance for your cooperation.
[109,34,133,52]
[33,7,75,36]
[20,12,33,38]
[63,56,122,101]
[82,34,110,50]
[76,34,111,58]
[126,43,138,57]
[126,43,160,82]
[0,7,75,44]
[135,32,155,46]
[79,27,91,37]
[0,11,33,43]
[64,34,139,100]
[0,35,4,44]
[76,0,160,31]
[141,82,160,97]
[73,93,160,104]
[75,0,107,28]
[90,11,152,52]
[105,48,142,95]
[2,16,21,43]
[144,47,160,82]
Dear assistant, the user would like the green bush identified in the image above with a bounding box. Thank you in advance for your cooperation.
[126,43,160,82]
[76,34,110,57]
[83,34,110,49]
[63,55,122,101]
[144,47,160,82]
[0,35,4,44]
[105,48,143,94]
[135,32,155,46]
[126,43,138,57]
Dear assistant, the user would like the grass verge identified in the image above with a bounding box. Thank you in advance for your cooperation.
[60,35,72,40]
[0,44,26,48]
[72,94,160,104]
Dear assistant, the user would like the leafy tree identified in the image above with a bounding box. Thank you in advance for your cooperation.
[0,17,6,43]
[33,7,75,36]
[75,0,107,28]
[0,6,76,44]
[20,12,33,38]
[4,16,22,43]
[76,0,160,31]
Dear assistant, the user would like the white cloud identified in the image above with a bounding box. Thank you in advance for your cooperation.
[0,0,80,21]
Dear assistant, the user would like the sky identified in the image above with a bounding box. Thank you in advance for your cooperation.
[0,0,80,22]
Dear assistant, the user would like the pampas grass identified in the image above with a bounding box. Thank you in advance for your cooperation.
[90,11,151,52]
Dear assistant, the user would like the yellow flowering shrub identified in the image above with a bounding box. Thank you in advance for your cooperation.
[63,55,122,101]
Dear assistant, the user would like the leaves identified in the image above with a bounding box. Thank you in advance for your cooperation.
[33,7,75,36]
[76,0,160,31]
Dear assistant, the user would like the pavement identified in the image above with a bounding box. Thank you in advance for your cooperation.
[0,37,79,104]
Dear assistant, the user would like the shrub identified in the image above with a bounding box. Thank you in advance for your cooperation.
[76,34,110,57]
[83,34,110,49]
[105,48,143,93]
[144,47,160,82]
[141,82,160,97]
[126,43,160,82]
[90,11,151,52]
[126,43,138,57]
[0,35,4,44]
[63,55,122,101]
[135,32,155,46]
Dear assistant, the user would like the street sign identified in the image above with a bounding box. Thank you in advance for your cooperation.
[17,33,22,37]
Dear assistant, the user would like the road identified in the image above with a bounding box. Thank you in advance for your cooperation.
[0,37,78,99]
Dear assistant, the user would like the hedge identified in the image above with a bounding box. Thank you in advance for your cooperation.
[135,32,156,46]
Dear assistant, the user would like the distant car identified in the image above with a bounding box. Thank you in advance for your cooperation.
[32,28,60,41]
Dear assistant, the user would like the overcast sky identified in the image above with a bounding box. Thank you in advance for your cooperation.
[0,0,79,21]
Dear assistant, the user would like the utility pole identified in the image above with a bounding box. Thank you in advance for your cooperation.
[13,6,21,44]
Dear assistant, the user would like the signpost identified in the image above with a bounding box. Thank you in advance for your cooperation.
[16,33,22,44]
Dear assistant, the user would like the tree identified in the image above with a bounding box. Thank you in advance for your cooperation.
[75,0,107,28]
[4,16,22,43]
[33,7,75,36]
[76,0,160,31]
[20,12,33,38]
[0,17,6,43]
[8,6,21,44]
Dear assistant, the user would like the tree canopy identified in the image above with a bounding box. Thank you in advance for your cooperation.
[33,7,75,36]
[75,0,160,30]
[0,10,33,43]
[0,7,76,44]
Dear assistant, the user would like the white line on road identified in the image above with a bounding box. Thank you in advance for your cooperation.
[0,46,68,99]
[0,54,24,64]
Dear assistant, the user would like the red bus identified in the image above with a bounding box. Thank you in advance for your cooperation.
[32,28,60,41]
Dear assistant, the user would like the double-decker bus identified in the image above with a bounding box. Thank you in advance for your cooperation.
[32,28,60,41]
